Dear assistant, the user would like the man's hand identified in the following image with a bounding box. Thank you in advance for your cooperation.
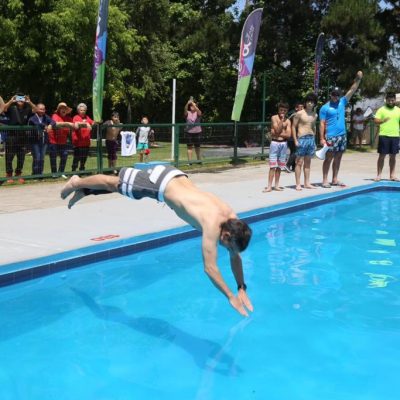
[229,291,254,317]
[355,71,363,81]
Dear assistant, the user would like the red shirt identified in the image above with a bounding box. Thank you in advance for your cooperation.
[72,114,94,147]
[49,113,73,145]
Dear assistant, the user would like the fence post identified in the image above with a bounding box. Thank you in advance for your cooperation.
[369,120,375,149]
[96,124,103,173]
[233,121,238,163]
[174,124,180,167]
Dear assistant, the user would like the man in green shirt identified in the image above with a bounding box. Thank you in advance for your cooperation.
[374,92,400,181]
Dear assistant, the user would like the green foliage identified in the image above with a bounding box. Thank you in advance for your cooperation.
[0,0,398,122]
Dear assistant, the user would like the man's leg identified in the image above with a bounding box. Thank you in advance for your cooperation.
[375,153,386,181]
[5,141,16,176]
[39,143,47,175]
[15,143,26,176]
[389,154,397,180]
[331,151,343,185]
[304,156,316,188]
[61,174,120,208]
[187,144,193,162]
[49,144,58,173]
[274,168,283,190]
[79,147,89,171]
[295,156,304,190]
[194,145,201,161]
[263,167,276,192]
[59,145,69,173]
[31,143,40,175]
[322,152,334,186]
[71,147,79,171]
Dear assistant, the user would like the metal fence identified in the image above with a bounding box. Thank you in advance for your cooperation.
[0,120,377,184]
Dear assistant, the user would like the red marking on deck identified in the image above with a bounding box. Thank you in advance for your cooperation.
[90,234,121,242]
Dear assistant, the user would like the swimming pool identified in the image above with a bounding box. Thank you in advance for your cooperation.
[0,189,399,399]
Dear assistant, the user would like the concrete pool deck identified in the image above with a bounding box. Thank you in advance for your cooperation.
[0,151,393,266]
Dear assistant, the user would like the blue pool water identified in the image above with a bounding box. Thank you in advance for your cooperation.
[0,191,399,400]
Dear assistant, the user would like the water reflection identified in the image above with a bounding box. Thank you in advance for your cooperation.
[71,288,242,376]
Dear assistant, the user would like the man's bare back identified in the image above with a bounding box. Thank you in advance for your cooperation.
[164,176,237,233]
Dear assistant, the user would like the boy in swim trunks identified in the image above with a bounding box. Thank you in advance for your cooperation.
[61,165,253,317]
[319,71,363,188]
[292,93,318,191]
[264,102,291,192]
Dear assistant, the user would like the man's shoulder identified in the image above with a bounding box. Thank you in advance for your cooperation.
[319,102,329,113]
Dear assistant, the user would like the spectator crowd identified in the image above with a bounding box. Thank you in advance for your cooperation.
[1,74,399,189]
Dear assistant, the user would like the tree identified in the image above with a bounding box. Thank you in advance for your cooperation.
[321,0,387,98]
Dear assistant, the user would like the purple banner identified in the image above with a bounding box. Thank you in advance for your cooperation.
[232,8,263,121]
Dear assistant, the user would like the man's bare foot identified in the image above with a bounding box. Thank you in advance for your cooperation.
[274,186,284,191]
[68,189,86,209]
[390,176,399,181]
[295,185,302,191]
[373,176,381,182]
[304,184,317,189]
[61,175,80,199]
[262,186,272,192]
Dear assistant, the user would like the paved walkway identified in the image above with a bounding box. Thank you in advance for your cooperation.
[0,151,389,266]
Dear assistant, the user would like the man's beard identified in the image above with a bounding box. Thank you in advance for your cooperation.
[386,103,395,108]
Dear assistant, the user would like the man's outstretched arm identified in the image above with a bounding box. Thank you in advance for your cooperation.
[230,252,254,314]
[345,71,363,101]
[202,236,252,317]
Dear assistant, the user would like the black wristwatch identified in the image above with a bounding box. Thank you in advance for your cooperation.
[238,283,247,291]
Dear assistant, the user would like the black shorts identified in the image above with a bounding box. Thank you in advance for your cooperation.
[105,139,118,161]
[186,132,202,147]
[377,136,399,155]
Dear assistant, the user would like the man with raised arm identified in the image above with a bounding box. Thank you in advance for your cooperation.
[319,71,363,188]
[61,165,253,317]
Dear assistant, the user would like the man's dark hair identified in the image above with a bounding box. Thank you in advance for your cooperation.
[294,101,304,108]
[111,111,119,118]
[220,218,252,252]
[305,92,318,104]
[386,92,396,99]
[277,102,289,110]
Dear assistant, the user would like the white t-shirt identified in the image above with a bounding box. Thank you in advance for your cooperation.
[120,131,136,156]
[352,114,365,130]
[136,126,151,144]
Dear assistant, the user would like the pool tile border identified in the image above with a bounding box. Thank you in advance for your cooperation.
[1,182,399,287]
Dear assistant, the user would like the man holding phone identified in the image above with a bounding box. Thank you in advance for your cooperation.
[3,93,37,183]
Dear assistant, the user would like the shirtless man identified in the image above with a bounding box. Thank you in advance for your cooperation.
[103,112,122,171]
[61,165,253,317]
[264,102,291,192]
[292,93,318,191]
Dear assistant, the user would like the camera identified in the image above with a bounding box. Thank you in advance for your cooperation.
[15,95,25,102]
